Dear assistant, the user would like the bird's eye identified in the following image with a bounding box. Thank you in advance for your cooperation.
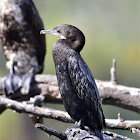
[71,37,76,42]
[57,29,61,33]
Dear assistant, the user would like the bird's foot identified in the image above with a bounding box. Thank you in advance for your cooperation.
[65,120,82,134]
[21,68,36,94]
[2,73,22,96]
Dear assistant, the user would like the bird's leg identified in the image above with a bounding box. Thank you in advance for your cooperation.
[21,67,36,94]
[2,64,22,96]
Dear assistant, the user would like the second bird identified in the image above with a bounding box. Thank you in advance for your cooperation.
[40,24,105,140]
[0,0,46,96]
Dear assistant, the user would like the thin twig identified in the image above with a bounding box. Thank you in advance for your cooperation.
[110,59,117,84]
[35,123,67,140]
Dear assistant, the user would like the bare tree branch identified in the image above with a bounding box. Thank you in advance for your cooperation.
[1,73,139,113]
[131,128,140,136]
[35,123,134,140]
[106,114,140,130]
[110,59,117,84]
[35,123,67,140]
[0,96,73,122]
[0,96,140,131]
[96,80,140,113]
[103,131,134,140]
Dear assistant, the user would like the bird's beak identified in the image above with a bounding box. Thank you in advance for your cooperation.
[40,29,55,35]
[40,29,66,39]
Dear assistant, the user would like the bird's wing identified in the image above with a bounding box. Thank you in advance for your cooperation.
[68,54,105,128]
[21,0,46,70]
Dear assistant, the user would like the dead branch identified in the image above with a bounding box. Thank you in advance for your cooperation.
[103,131,134,140]
[131,128,140,136]
[105,116,140,130]
[0,96,73,122]
[97,79,140,113]
[110,59,117,84]
[0,96,140,131]
[35,123,100,140]
[35,123,67,140]
[0,96,139,138]
[35,123,133,140]
[1,73,139,113]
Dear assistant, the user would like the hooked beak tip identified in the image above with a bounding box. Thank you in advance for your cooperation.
[40,30,45,34]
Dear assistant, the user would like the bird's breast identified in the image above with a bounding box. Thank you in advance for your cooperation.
[6,49,39,74]
[0,0,26,31]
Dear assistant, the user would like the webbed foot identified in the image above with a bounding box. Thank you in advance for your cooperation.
[2,73,22,96]
[21,68,36,94]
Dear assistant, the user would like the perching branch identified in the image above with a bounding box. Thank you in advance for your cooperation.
[35,123,134,140]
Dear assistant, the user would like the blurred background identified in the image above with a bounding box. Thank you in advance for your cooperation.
[0,0,139,139]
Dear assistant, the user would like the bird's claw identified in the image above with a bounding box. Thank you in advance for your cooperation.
[65,120,82,134]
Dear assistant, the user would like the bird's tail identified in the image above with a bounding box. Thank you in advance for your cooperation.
[86,112,104,140]
[94,129,104,140]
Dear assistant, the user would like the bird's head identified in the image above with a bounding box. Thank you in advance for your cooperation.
[40,24,85,53]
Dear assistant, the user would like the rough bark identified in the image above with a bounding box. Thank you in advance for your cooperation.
[35,123,134,140]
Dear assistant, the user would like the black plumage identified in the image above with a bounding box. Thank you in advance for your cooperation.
[0,0,46,96]
[40,24,105,139]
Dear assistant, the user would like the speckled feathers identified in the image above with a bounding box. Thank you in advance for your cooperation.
[41,24,105,139]
[0,0,46,74]
[67,52,105,129]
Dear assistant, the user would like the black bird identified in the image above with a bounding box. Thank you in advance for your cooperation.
[0,0,46,96]
[40,24,105,139]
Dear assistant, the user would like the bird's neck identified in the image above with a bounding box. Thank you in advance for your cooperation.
[52,38,84,65]
[52,40,70,64]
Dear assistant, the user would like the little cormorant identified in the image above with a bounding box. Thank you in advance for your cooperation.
[0,0,46,96]
[40,24,105,140]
